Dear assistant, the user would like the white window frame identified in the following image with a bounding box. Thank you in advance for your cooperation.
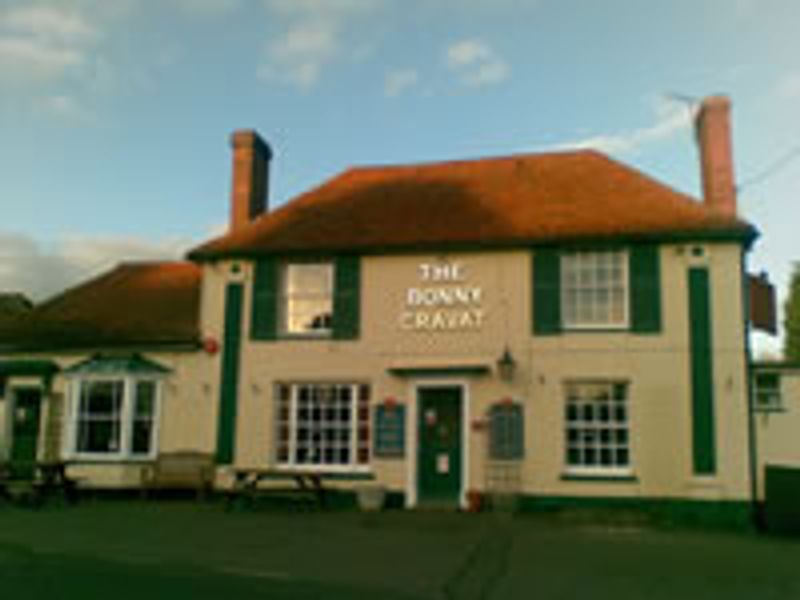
[563,380,633,477]
[561,250,629,330]
[274,382,371,473]
[753,372,782,412]
[66,375,163,462]
[279,261,334,338]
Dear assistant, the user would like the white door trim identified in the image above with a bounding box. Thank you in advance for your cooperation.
[406,379,470,509]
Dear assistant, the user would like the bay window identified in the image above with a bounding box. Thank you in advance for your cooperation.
[69,376,161,460]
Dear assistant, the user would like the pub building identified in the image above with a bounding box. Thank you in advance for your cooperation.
[0,96,763,523]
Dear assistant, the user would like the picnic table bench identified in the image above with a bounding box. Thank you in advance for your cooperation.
[227,469,330,510]
[0,460,81,506]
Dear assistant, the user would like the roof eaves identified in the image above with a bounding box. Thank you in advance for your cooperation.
[188,225,758,261]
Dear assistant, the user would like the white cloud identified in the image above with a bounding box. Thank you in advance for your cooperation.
[547,100,692,156]
[0,4,99,81]
[445,39,509,88]
[258,0,377,88]
[777,72,800,100]
[0,231,191,303]
[384,68,418,97]
[36,94,95,123]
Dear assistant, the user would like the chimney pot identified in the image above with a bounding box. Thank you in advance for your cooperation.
[695,95,737,217]
[229,129,272,232]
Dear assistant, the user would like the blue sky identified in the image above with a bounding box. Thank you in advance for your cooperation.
[1,0,798,355]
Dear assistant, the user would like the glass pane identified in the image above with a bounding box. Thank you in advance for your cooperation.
[83,381,123,416]
[285,264,332,295]
[131,421,153,455]
[135,381,156,417]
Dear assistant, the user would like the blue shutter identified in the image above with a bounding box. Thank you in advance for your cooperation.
[373,405,405,458]
[489,403,524,460]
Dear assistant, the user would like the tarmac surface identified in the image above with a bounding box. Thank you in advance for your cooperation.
[0,501,798,599]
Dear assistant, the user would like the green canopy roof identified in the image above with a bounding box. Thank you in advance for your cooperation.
[63,354,171,376]
[0,360,59,377]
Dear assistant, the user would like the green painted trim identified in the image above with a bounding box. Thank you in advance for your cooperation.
[254,471,375,482]
[216,283,244,465]
[560,474,638,483]
[753,407,787,414]
[688,267,716,475]
[384,491,406,510]
[190,227,758,262]
[0,342,203,355]
[742,249,760,518]
[750,362,800,372]
[0,360,59,377]
[387,365,490,378]
[516,495,752,529]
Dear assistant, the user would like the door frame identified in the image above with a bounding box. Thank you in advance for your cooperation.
[8,385,45,465]
[406,379,470,509]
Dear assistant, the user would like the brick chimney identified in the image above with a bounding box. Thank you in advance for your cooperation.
[695,95,737,217]
[229,129,272,232]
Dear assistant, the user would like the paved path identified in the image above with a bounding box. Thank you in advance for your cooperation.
[1,502,799,599]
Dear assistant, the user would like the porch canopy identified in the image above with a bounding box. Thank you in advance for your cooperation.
[0,360,59,377]
[63,354,171,376]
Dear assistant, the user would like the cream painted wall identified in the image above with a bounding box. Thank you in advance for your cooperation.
[0,350,216,488]
[207,242,752,504]
[754,368,800,499]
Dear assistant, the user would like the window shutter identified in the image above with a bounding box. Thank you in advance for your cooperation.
[630,245,662,333]
[333,255,361,340]
[489,403,524,460]
[533,249,561,335]
[251,258,279,340]
[373,405,406,458]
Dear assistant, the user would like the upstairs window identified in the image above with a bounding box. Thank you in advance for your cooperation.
[561,251,628,329]
[281,263,334,336]
[754,372,782,412]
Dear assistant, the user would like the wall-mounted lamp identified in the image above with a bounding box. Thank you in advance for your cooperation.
[496,347,516,382]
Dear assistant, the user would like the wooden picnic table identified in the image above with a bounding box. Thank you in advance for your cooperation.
[228,468,329,510]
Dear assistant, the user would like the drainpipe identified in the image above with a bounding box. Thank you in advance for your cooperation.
[741,246,761,529]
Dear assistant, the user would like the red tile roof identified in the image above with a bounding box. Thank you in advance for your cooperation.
[189,150,755,259]
[0,262,202,352]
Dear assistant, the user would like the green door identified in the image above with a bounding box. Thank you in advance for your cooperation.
[10,388,42,479]
[417,387,462,506]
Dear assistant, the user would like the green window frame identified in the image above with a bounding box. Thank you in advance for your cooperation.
[753,372,782,412]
